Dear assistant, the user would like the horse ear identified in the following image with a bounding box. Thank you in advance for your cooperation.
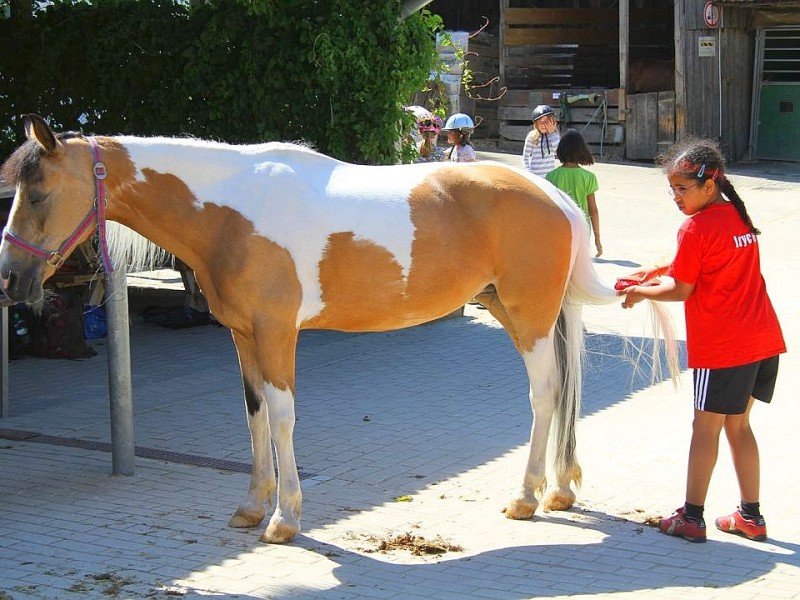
[22,114,63,156]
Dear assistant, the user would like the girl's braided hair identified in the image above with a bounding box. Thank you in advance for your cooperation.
[657,138,760,235]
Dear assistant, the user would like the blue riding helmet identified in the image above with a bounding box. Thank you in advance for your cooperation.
[441,113,475,133]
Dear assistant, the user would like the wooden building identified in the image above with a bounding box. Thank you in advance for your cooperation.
[425,0,800,162]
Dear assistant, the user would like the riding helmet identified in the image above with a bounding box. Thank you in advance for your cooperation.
[441,113,475,133]
[531,105,555,123]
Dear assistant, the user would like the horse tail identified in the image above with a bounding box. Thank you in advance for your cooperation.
[549,187,680,490]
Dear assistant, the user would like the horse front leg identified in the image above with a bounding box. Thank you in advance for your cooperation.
[259,381,302,543]
[505,337,558,520]
[228,333,276,530]
[227,328,303,543]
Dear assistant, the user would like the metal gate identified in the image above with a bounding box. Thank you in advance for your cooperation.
[751,27,800,161]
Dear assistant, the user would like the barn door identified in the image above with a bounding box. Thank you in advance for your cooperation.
[753,27,800,161]
[626,91,676,160]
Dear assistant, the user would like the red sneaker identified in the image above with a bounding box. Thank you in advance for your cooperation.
[715,509,767,542]
[659,507,707,543]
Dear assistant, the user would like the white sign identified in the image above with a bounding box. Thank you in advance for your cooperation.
[699,36,716,57]
[704,1,722,28]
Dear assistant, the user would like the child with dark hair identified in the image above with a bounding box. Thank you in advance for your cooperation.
[618,138,786,543]
[546,129,602,257]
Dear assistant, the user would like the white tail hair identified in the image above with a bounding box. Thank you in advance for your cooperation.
[550,186,680,490]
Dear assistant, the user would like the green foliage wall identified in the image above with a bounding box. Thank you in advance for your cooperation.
[0,0,441,164]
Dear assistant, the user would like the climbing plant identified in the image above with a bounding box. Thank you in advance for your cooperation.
[0,0,443,164]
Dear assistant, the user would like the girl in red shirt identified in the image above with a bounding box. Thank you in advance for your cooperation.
[618,139,786,543]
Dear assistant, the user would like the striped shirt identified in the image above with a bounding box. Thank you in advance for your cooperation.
[522,130,560,177]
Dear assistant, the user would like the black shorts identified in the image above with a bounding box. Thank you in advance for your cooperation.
[693,356,780,415]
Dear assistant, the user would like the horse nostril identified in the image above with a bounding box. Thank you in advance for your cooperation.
[1,271,14,290]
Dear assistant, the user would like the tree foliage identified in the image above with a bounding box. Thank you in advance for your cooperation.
[0,0,442,164]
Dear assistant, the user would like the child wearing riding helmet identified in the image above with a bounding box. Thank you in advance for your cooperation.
[441,113,477,162]
[523,104,560,177]
[618,138,786,544]
[415,114,445,163]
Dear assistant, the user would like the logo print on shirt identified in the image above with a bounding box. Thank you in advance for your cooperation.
[733,233,758,248]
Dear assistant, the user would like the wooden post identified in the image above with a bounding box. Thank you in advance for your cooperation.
[618,0,629,121]
[500,0,508,91]
[674,0,686,139]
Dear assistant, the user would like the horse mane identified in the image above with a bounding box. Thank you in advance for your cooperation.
[106,222,170,274]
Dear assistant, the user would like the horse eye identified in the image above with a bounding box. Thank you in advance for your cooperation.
[28,190,48,205]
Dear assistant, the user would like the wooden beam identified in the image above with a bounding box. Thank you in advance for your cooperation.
[619,0,629,121]
[504,29,618,46]
[505,8,617,25]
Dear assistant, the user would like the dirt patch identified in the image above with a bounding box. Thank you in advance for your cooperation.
[360,532,463,556]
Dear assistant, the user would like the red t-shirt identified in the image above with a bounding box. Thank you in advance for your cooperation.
[668,202,786,369]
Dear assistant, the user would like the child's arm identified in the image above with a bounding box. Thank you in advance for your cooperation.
[587,192,602,257]
[619,277,694,309]
[522,133,534,170]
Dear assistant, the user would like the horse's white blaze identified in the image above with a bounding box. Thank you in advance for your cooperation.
[119,138,440,323]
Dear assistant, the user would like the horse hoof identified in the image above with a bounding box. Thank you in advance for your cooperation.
[504,498,538,520]
[260,521,300,544]
[228,507,266,528]
[543,489,576,512]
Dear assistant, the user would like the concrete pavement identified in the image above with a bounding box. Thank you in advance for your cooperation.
[0,152,798,599]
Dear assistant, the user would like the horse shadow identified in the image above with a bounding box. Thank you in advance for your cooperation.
[286,514,800,599]
[157,506,798,599]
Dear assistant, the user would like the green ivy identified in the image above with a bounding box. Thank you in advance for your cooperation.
[0,0,442,164]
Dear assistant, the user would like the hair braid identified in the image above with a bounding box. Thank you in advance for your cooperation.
[720,178,760,236]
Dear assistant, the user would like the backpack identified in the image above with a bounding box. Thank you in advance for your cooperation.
[27,289,96,359]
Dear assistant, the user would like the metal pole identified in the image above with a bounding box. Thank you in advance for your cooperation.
[105,268,135,475]
[0,306,8,417]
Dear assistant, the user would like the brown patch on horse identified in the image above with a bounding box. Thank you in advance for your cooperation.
[411,165,573,351]
[309,232,409,330]
[99,144,305,383]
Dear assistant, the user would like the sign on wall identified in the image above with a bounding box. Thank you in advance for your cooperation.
[699,36,716,57]
[703,1,722,29]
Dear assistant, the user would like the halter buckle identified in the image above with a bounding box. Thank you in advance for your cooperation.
[47,251,65,269]
[93,161,107,180]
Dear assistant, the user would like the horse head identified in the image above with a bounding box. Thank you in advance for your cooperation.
[0,114,100,304]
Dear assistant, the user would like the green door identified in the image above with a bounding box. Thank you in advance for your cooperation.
[756,84,800,161]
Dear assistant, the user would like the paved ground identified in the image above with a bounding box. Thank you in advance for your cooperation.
[0,152,798,600]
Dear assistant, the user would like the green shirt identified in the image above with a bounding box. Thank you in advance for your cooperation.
[545,166,598,219]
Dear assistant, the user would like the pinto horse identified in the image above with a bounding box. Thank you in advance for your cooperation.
[0,114,676,544]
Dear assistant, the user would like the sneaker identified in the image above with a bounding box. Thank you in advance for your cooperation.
[659,507,707,543]
[715,508,767,542]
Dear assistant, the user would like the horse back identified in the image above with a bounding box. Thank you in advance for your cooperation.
[303,163,574,331]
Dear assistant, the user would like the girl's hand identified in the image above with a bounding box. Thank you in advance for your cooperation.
[629,264,666,283]
[619,287,645,309]
[595,241,603,257]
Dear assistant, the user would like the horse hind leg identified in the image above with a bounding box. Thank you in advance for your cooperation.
[504,334,560,520]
